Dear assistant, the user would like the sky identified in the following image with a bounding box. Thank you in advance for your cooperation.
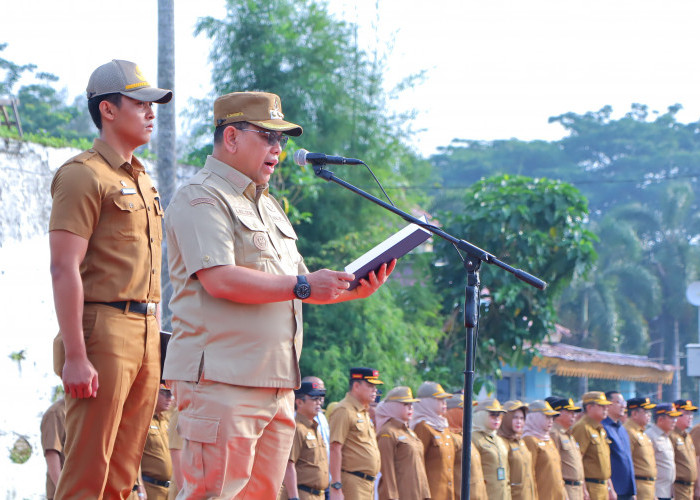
[3,1,700,156]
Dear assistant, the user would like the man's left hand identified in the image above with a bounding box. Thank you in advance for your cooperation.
[351,259,396,299]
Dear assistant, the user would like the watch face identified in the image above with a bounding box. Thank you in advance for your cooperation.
[295,283,311,299]
[331,482,342,490]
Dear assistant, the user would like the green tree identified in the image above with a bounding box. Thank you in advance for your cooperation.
[556,214,661,354]
[608,182,700,399]
[0,43,35,95]
[431,175,597,392]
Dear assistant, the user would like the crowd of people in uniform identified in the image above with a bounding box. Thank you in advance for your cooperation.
[40,369,700,500]
[40,57,700,500]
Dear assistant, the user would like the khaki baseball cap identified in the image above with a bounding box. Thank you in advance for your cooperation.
[582,391,612,406]
[447,393,464,409]
[474,398,506,413]
[528,400,560,416]
[385,386,420,403]
[416,381,452,399]
[213,91,302,136]
[503,400,529,413]
[86,60,172,103]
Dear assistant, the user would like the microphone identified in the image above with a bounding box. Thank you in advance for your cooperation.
[293,149,364,166]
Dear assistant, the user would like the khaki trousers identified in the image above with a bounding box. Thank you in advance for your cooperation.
[340,471,375,500]
[586,481,608,500]
[55,304,160,499]
[172,380,295,499]
[634,478,655,500]
[675,482,695,500]
[564,483,584,500]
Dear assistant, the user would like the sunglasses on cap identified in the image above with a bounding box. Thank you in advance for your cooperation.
[238,128,289,149]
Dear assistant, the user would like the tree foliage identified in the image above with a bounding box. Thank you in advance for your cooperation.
[431,175,597,392]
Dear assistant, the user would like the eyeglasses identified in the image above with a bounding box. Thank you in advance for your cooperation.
[238,128,289,149]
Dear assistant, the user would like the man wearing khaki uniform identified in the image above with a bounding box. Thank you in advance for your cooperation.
[282,381,329,500]
[329,368,383,499]
[164,93,393,498]
[50,60,171,499]
[624,397,657,500]
[546,397,587,500]
[570,391,613,500]
[672,399,698,500]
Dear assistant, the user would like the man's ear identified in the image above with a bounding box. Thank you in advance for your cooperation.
[223,125,238,153]
[99,100,117,125]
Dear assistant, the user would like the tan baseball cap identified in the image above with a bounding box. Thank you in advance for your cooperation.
[582,391,612,406]
[385,386,420,403]
[446,393,464,409]
[474,398,506,413]
[86,60,172,103]
[213,91,302,136]
[503,400,529,413]
[528,400,560,416]
[416,381,452,399]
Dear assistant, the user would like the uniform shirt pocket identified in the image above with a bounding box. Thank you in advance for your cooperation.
[112,197,147,240]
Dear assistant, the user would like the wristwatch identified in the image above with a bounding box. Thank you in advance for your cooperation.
[293,275,311,299]
[330,482,342,490]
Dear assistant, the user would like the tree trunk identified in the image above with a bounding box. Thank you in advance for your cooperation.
[157,0,176,331]
[672,319,681,400]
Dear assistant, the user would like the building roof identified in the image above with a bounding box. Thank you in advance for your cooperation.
[531,342,677,385]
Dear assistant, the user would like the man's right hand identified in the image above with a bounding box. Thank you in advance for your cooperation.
[62,354,99,398]
[306,269,354,302]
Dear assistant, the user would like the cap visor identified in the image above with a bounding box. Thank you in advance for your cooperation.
[365,378,383,385]
[249,119,303,136]
[122,87,173,104]
[434,393,453,399]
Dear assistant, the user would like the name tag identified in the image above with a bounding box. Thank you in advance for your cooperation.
[121,188,137,195]
[497,467,506,480]
[306,432,316,440]
[398,436,407,441]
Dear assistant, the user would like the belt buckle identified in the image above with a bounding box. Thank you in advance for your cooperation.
[146,302,156,316]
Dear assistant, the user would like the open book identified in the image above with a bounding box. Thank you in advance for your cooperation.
[344,217,432,290]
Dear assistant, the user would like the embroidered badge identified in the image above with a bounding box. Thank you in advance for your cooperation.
[253,233,268,250]
[190,198,216,207]
[233,207,256,217]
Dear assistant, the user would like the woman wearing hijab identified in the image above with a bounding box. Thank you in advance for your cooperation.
[375,386,430,500]
[445,394,487,500]
[523,400,566,500]
[472,398,511,499]
[498,401,536,500]
[411,381,456,500]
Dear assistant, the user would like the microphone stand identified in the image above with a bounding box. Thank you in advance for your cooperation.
[310,162,546,499]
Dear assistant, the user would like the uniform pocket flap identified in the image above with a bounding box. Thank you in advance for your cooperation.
[178,414,219,444]
[113,197,145,212]
[236,214,266,232]
[274,219,298,240]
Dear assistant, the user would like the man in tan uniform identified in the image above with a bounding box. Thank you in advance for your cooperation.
[138,384,175,500]
[164,93,393,498]
[41,397,66,500]
[624,397,657,500]
[647,403,681,500]
[282,381,329,500]
[329,367,383,499]
[49,60,171,499]
[570,391,613,500]
[672,399,698,500]
[546,397,588,500]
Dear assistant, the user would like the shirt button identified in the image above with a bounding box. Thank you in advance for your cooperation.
[148,206,151,211]
[129,203,134,208]
[204,255,210,262]
[152,269,156,274]
[150,237,154,243]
